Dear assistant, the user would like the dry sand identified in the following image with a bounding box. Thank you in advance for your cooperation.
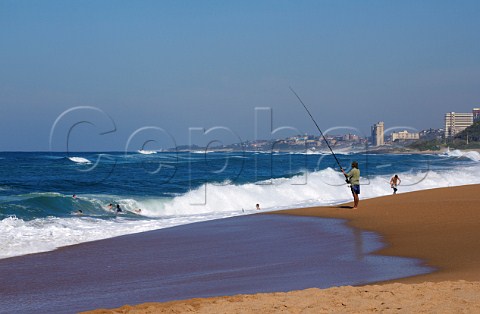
[86,281,480,313]
[85,185,480,313]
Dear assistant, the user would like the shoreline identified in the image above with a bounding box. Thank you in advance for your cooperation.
[3,214,415,313]
[271,184,480,283]
[87,184,480,313]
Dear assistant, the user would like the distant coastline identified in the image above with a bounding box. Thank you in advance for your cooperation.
[168,145,480,155]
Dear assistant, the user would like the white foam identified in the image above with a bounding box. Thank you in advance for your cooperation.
[0,212,240,260]
[68,157,91,164]
[138,150,157,155]
[440,149,480,161]
[123,163,480,217]
[462,151,480,162]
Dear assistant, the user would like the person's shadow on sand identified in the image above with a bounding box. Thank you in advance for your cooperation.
[337,205,355,209]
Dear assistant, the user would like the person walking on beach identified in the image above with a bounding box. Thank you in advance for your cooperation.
[342,161,360,209]
[390,174,401,194]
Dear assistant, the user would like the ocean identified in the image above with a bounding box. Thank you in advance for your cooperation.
[1,149,479,261]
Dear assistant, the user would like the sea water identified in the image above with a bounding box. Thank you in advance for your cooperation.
[0,214,435,313]
[0,149,479,259]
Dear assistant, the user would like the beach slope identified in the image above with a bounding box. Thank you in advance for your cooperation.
[86,184,480,313]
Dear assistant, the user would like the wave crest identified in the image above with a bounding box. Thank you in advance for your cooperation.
[68,157,91,164]
[441,149,480,162]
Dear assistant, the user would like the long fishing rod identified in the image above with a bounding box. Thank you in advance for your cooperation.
[289,86,345,172]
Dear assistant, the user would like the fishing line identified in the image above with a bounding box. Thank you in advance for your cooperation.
[289,86,345,172]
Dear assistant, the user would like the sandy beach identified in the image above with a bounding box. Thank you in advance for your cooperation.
[86,184,480,313]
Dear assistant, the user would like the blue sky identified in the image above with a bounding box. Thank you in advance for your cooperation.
[1,0,479,151]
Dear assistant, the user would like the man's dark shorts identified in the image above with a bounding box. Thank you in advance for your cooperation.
[351,184,360,195]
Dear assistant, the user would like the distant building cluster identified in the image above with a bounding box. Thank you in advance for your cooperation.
[367,106,480,147]
[236,133,368,152]
[263,134,366,151]
[370,121,421,147]
[444,108,479,138]
[182,106,480,152]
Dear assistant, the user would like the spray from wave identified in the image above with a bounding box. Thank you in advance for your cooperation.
[441,149,480,162]
[68,157,91,164]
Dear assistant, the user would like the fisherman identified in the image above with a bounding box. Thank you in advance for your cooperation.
[342,161,360,209]
[290,87,357,209]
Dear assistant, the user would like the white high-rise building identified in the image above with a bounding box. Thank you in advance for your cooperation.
[371,122,384,146]
[444,112,473,138]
